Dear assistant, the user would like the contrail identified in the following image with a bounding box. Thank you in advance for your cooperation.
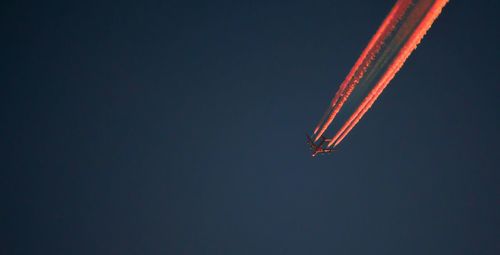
[328,0,449,147]
[312,0,449,148]
[313,0,411,141]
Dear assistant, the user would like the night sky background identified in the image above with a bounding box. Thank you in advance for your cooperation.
[2,0,499,254]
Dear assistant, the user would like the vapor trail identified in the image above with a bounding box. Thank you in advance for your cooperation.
[328,0,449,147]
[313,0,411,141]
[311,0,448,148]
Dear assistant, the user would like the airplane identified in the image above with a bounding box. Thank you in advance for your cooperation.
[306,134,335,157]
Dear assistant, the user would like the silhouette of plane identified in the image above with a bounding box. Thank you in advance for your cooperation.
[306,134,335,157]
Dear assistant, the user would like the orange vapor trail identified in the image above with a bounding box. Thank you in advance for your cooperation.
[328,0,449,148]
[313,0,410,141]
[327,0,436,147]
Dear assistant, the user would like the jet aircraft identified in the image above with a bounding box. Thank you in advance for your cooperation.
[306,134,335,157]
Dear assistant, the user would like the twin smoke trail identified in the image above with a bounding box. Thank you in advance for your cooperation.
[311,0,449,149]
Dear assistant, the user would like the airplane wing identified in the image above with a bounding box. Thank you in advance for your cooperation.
[306,134,316,147]
[321,136,333,142]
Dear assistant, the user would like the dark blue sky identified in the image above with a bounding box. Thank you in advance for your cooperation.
[2,0,499,254]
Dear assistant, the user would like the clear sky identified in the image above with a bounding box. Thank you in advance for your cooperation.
[2,0,499,254]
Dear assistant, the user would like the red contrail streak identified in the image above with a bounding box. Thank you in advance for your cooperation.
[328,0,449,147]
[313,0,411,141]
[310,0,448,149]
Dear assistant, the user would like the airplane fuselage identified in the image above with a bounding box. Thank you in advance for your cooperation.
[307,134,335,157]
[312,139,324,156]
